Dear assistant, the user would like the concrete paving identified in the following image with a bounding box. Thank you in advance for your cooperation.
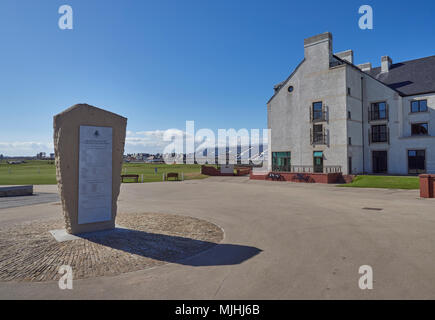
[1,177,435,299]
[0,192,59,210]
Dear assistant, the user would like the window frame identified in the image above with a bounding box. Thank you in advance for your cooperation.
[312,124,324,144]
[407,149,426,174]
[411,122,429,136]
[410,100,428,113]
[271,151,291,172]
[371,124,388,143]
[370,101,388,121]
[312,101,324,121]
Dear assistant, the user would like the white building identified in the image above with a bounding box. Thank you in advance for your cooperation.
[268,32,435,175]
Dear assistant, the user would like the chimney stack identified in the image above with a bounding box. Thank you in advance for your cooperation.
[335,50,354,64]
[357,62,372,72]
[304,32,333,68]
[381,56,392,73]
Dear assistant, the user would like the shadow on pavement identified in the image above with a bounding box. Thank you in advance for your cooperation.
[78,227,262,267]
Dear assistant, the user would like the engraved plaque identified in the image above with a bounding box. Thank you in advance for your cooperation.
[78,125,113,224]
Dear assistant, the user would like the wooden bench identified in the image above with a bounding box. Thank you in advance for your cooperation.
[166,172,179,181]
[121,174,139,183]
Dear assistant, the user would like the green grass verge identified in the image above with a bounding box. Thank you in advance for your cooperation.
[0,160,208,185]
[338,175,420,189]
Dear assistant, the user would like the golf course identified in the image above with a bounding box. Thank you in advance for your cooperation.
[0,160,208,185]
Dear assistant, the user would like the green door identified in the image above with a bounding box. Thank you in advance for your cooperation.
[313,151,323,173]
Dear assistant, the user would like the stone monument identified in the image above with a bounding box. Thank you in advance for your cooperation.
[53,104,127,234]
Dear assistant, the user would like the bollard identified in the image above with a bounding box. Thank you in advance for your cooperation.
[162,173,165,181]
[181,172,184,181]
[141,174,144,183]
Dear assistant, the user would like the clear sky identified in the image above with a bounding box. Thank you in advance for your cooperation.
[1,0,434,155]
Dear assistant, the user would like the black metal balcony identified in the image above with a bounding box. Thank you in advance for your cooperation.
[368,126,390,144]
[368,103,389,122]
[310,131,328,145]
[310,109,327,123]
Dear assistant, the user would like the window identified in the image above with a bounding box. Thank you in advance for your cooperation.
[312,124,324,144]
[371,125,388,143]
[347,87,351,96]
[408,150,426,174]
[411,100,428,113]
[288,86,294,93]
[312,102,324,121]
[348,157,352,174]
[348,137,352,145]
[411,123,428,136]
[272,152,291,172]
[348,111,351,120]
[370,102,388,121]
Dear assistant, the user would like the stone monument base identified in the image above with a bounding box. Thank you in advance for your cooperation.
[49,225,123,242]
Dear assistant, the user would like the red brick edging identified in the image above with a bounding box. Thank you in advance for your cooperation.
[420,174,435,198]
[250,171,343,184]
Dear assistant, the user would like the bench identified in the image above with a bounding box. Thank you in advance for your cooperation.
[121,174,139,183]
[166,172,179,181]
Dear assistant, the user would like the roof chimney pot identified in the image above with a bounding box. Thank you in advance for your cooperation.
[381,56,392,73]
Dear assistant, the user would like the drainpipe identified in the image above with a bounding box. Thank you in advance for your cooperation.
[361,76,365,174]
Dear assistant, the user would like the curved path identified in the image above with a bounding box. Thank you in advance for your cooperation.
[1,177,435,299]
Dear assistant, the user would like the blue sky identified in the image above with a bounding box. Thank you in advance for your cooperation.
[1,0,434,155]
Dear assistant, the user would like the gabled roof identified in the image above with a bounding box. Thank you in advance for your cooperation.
[369,55,435,96]
[267,59,305,104]
[268,54,435,104]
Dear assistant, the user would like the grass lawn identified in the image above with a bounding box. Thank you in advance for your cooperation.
[339,175,420,189]
[0,160,208,185]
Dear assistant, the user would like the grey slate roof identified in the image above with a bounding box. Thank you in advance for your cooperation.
[369,55,435,96]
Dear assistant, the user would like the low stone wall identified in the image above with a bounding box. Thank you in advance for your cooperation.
[420,174,435,198]
[0,185,33,197]
[250,171,343,184]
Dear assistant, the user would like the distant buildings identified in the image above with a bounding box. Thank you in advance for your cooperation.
[36,152,46,160]
[35,152,54,160]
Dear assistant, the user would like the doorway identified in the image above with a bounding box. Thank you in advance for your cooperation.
[372,151,388,173]
[313,151,323,173]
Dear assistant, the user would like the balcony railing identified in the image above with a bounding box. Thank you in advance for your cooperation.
[290,165,342,173]
[310,108,327,123]
[310,130,328,145]
[368,126,390,144]
[368,104,389,122]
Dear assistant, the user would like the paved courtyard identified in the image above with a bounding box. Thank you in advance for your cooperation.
[0,177,435,299]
